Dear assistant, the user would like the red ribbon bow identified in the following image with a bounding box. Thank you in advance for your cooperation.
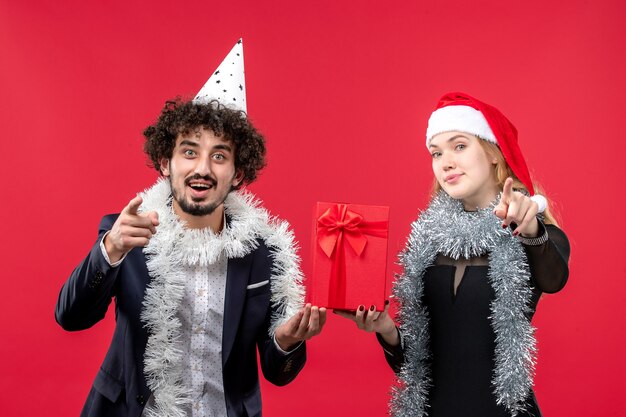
[317,204,388,308]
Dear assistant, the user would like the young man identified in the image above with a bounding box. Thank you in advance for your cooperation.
[56,42,325,417]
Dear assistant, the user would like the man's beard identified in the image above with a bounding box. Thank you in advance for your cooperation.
[177,197,220,216]
[170,174,229,216]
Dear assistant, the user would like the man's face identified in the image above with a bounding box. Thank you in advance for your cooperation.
[160,128,241,221]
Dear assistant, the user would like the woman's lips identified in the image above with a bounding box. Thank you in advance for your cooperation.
[445,174,462,184]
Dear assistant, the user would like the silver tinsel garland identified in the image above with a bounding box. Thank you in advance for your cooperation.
[138,179,304,417]
[390,192,536,416]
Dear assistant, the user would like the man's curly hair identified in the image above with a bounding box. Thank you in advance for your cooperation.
[143,98,266,189]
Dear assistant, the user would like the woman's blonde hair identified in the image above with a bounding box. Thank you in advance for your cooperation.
[431,138,559,226]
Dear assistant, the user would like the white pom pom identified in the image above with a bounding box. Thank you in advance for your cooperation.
[530,194,547,214]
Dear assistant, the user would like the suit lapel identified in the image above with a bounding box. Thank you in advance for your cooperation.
[222,254,252,366]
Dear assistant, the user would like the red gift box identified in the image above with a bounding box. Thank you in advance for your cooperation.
[309,202,389,311]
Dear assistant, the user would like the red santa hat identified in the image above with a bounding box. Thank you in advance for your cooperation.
[426,92,536,196]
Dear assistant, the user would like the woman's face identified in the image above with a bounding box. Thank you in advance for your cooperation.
[429,131,500,210]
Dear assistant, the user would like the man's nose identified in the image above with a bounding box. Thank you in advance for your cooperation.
[193,156,212,176]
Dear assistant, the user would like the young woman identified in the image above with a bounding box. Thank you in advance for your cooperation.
[337,92,570,417]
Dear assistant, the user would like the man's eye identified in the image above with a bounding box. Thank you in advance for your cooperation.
[184,149,195,157]
[213,154,225,161]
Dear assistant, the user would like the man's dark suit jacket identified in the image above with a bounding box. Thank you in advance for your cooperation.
[56,214,306,417]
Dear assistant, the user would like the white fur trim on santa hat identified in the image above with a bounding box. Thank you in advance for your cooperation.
[426,105,497,147]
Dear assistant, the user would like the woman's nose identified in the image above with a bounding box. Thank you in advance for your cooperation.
[441,152,455,170]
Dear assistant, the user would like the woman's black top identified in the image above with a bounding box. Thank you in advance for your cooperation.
[379,223,570,417]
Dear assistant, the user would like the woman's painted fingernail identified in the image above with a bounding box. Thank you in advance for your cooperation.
[502,223,508,228]
[370,305,375,311]
[359,305,365,312]
[384,300,390,306]
[512,230,520,237]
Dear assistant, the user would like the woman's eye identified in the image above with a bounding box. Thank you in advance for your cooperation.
[455,144,466,151]
[431,151,442,159]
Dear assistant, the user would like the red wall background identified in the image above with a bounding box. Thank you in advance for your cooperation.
[1,1,624,416]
